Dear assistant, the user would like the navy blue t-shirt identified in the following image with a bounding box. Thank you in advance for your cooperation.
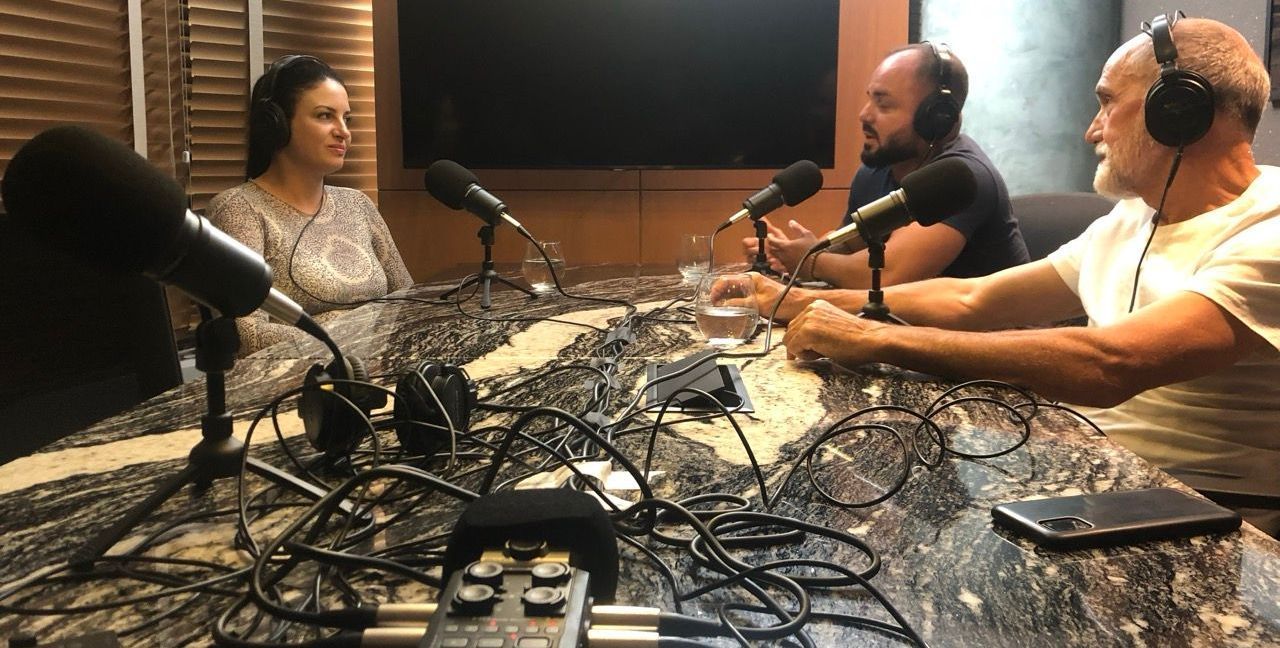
[842,134,1028,278]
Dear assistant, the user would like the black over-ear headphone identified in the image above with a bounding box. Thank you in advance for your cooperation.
[913,42,961,143]
[299,356,388,458]
[251,54,324,152]
[393,360,478,457]
[1143,12,1215,147]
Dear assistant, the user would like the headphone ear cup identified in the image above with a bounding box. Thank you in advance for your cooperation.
[300,357,379,458]
[913,92,960,143]
[392,361,477,458]
[1144,70,1215,147]
[394,361,450,457]
[343,356,387,412]
[454,366,478,417]
[436,372,470,434]
[252,98,291,151]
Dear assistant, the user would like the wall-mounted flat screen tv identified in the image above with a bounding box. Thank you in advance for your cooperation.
[398,0,840,169]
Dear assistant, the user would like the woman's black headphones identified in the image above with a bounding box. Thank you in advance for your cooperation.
[251,54,325,151]
[913,41,961,143]
[1142,12,1215,147]
[393,360,478,457]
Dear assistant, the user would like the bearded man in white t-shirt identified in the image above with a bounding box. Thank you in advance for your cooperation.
[749,16,1280,535]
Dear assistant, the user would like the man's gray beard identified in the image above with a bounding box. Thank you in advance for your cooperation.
[1085,158,1146,198]
[1093,161,1140,200]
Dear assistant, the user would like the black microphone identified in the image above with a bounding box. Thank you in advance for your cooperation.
[816,157,976,251]
[724,160,824,227]
[424,159,525,231]
[1,125,308,327]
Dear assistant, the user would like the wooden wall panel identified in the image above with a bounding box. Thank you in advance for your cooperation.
[637,189,852,268]
[372,0,910,280]
[380,189,641,281]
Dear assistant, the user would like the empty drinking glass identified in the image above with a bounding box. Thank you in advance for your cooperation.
[693,272,759,348]
[522,240,564,293]
[677,234,712,283]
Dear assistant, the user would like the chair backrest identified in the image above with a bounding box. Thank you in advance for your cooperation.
[1011,192,1117,261]
[0,214,182,464]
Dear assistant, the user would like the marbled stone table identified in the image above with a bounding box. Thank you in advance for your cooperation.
[1,267,1277,647]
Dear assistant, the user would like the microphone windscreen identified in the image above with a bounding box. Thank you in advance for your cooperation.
[442,489,619,601]
[774,160,824,206]
[899,157,977,225]
[424,159,478,210]
[1,125,188,275]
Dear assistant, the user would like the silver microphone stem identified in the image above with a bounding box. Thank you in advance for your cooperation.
[498,210,524,231]
[725,207,752,226]
[261,287,306,326]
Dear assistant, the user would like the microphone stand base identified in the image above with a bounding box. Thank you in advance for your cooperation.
[68,313,361,570]
[437,225,537,309]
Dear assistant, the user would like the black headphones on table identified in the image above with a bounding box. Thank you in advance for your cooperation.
[1143,11,1215,147]
[913,41,961,143]
[393,360,478,457]
[251,54,325,151]
[298,357,478,459]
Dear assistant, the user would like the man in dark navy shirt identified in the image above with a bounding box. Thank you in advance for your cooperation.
[744,43,1028,286]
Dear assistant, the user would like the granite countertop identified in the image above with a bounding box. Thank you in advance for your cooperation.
[1,269,1277,647]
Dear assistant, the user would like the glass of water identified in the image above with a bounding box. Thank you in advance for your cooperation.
[677,234,712,283]
[522,240,564,293]
[693,272,759,348]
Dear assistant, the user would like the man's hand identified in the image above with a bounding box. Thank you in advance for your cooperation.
[764,220,819,276]
[782,299,887,365]
[741,271,817,323]
[740,217,787,265]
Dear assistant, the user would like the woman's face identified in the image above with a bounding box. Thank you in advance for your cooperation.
[280,78,351,177]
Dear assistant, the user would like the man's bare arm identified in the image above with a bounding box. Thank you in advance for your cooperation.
[783,291,1266,407]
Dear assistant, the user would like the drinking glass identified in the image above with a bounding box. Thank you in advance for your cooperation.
[676,234,712,283]
[693,272,759,348]
[522,240,564,293]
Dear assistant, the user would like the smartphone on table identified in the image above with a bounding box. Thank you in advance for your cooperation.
[991,487,1241,550]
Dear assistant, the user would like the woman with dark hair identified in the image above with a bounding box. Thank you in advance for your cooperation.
[209,55,413,355]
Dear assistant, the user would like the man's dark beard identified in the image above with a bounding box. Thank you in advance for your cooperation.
[860,136,918,168]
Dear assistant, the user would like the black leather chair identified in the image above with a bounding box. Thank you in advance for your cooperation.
[0,214,182,464]
[1011,192,1117,261]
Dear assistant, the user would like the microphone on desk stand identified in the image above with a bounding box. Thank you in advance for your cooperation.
[803,157,977,324]
[711,160,824,276]
[0,125,365,568]
[424,160,539,308]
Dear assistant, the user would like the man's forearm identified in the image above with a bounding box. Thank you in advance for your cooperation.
[871,324,1140,407]
[802,275,988,329]
[811,251,875,288]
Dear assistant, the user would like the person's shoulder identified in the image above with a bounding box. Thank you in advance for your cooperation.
[937,135,1000,182]
[1247,166,1280,207]
[325,184,369,199]
[931,144,1002,218]
[325,184,376,208]
[208,181,256,217]
[1223,166,1280,235]
[851,164,890,192]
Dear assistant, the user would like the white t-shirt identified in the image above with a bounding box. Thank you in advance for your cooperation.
[1047,166,1280,497]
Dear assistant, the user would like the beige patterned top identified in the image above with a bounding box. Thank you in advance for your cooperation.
[208,182,414,356]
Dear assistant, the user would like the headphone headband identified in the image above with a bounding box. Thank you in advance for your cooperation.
[1144,12,1183,76]
[926,41,953,97]
[259,54,325,105]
